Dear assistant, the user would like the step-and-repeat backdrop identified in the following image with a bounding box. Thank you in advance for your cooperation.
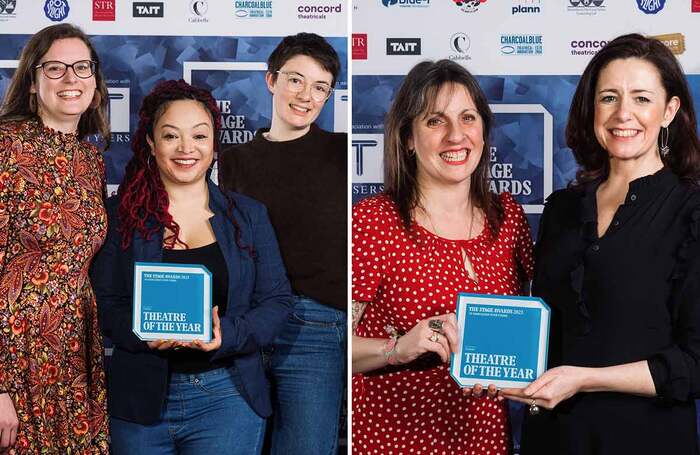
[0,0,348,192]
[352,0,700,451]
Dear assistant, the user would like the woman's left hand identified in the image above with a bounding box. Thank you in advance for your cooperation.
[177,306,222,352]
[501,365,588,410]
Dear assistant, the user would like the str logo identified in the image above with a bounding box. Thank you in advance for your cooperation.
[93,0,115,21]
[44,0,69,21]
[133,1,163,17]
[352,140,378,177]
[693,0,700,12]
[636,0,665,14]
[352,34,368,60]
[386,38,421,56]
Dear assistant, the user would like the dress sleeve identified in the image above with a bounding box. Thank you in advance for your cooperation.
[211,202,293,360]
[352,198,391,303]
[0,130,12,391]
[647,204,700,402]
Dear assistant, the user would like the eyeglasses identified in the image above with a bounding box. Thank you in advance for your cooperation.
[276,71,334,102]
[34,60,97,80]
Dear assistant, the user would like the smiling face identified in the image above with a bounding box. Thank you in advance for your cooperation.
[147,99,214,190]
[593,57,680,164]
[266,54,332,137]
[31,38,96,133]
[409,83,485,190]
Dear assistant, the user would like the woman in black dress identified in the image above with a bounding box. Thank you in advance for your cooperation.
[503,34,700,454]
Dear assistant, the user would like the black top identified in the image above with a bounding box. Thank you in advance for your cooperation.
[521,168,700,455]
[218,124,347,311]
[162,242,230,373]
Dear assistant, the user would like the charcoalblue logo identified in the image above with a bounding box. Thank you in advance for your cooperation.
[449,32,471,61]
[567,0,605,15]
[381,0,429,7]
[44,0,69,21]
[297,2,342,20]
[386,38,421,55]
[512,0,541,14]
[636,0,665,14]
[652,33,685,55]
[234,0,272,18]
[0,0,17,20]
[451,0,487,13]
[133,1,163,17]
[189,0,208,22]
[500,34,542,56]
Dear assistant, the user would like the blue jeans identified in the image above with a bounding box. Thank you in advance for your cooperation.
[268,296,346,455]
[110,366,265,455]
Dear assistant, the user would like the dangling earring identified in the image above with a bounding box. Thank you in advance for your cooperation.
[408,148,416,157]
[660,126,670,158]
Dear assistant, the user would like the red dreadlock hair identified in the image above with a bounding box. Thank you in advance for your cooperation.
[118,79,251,255]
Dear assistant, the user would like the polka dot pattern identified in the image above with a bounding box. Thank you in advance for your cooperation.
[352,193,534,454]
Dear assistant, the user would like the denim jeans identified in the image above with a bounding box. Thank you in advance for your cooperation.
[268,296,346,455]
[110,366,265,455]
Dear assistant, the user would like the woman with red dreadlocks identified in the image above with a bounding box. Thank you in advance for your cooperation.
[90,79,293,454]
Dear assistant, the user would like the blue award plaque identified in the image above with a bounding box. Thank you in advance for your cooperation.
[450,293,550,389]
[133,262,212,342]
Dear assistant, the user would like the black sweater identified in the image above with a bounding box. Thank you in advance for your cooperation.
[218,124,347,311]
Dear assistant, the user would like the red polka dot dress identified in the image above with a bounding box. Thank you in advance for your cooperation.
[352,192,534,455]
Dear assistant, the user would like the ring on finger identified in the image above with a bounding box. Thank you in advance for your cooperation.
[429,332,440,343]
[428,319,444,332]
[529,399,540,415]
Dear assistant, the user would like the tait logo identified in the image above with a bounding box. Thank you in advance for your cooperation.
[636,0,665,14]
[353,34,368,60]
[133,1,163,17]
[386,38,421,56]
[381,0,430,8]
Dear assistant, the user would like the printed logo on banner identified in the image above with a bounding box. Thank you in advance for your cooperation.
[500,34,543,56]
[693,0,700,12]
[0,0,17,20]
[189,0,208,22]
[132,1,163,17]
[512,0,541,14]
[297,2,342,19]
[569,39,607,56]
[107,88,131,145]
[234,0,273,18]
[652,33,685,55]
[381,0,430,8]
[635,0,665,14]
[216,99,254,145]
[451,0,487,13]
[92,0,115,21]
[333,90,348,133]
[353,34,368,60]
[44,0,69,21]
[567,0,605,15]
[449,32,471,61]
[352,134,385,200]
[386,38,421,56]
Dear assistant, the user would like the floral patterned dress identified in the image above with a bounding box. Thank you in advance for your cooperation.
[0,119,109,454]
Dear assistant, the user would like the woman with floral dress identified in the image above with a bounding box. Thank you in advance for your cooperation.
[0,24,110,453]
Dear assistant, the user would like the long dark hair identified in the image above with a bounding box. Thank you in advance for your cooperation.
[384,59,503,233]
[118,79,251,255]
[567,33,700,185]
[0,23,110,148]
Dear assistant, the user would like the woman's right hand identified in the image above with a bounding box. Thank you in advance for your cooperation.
[0,393,18,450]
[394,313,459,364]
[147,340,179,350]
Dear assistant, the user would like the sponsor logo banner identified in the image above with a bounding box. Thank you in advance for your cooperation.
[500,34,543,56]
[44,0,69,21]
[0,0,17,20]
[449,32,471,61]
[386,38,421,55]
[652,33,685,55]
[353,33,368,60]
[381,0,429,8]
[693,0,700,12]
[451,0,487,13]
[189,0,209,23]
[567,0,605,15]
[352,134,385,203]
[234,0,273,18]
[569,39,607,56]
[636,0,665,14]
[132,1,163,17]
[93,0,115,21]
[512,0,541,14]
[297,2,342,19]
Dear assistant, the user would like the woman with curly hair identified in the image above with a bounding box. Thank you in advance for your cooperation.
[90,79,293,454]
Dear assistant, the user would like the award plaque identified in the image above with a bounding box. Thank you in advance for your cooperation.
[133,262,212,342]
[450,293,550,389]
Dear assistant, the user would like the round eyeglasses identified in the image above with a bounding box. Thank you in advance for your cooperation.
[276,71,334,102]
[34,60,97,80]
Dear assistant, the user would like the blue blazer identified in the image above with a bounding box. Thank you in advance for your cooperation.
[90,181,293,424]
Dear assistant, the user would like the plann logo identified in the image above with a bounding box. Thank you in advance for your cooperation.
[512,0,541,14]
[386,38,421,56]
[93,0,115,21]
[44,0,69,21]
[353,33,368,60]
[132,1,163,17]
[636,0,665,14]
